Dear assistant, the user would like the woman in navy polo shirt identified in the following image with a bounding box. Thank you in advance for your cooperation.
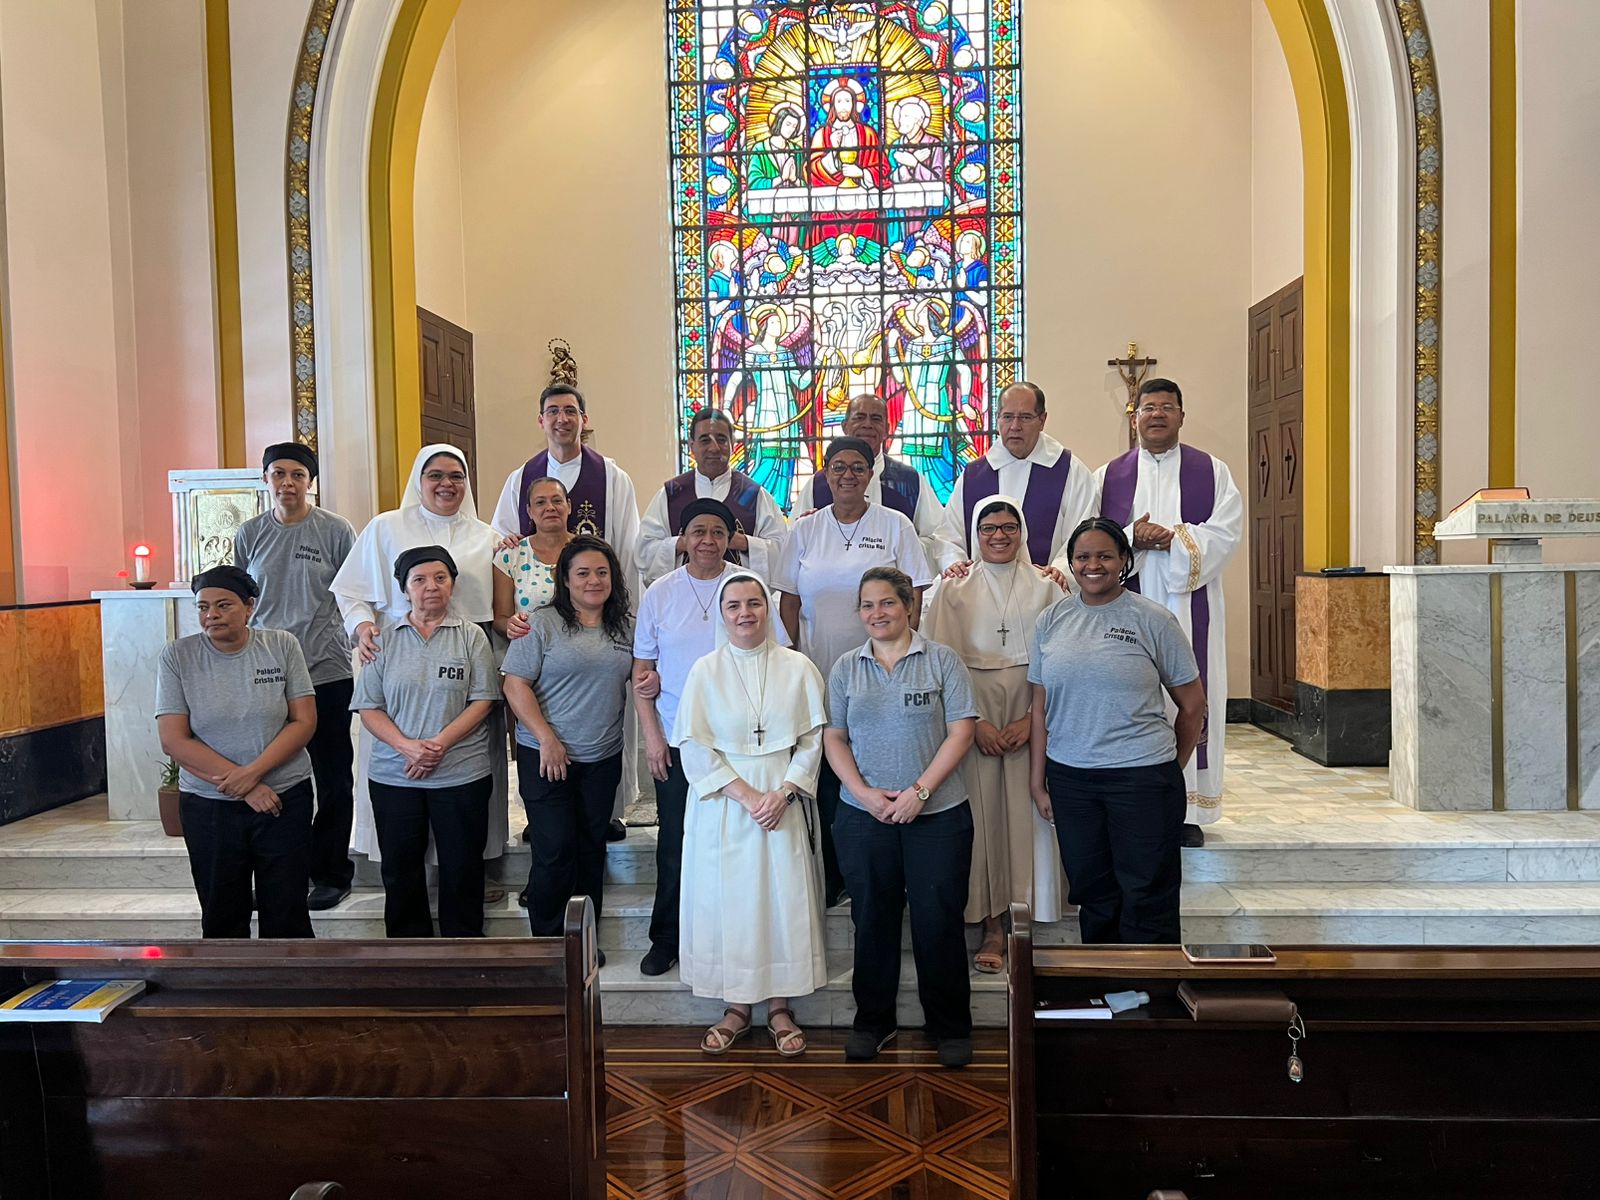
[823,566,977,1068]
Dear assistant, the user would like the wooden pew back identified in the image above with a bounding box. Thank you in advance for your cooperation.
[1008,904,1600,1200]
[0,897,604,1200]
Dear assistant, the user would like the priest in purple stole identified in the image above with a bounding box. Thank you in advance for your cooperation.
[1095,379,1242,845]
[491,383,643,837]
[638,407,789,589]
[811,393,956,570]
[934,381,1099,580]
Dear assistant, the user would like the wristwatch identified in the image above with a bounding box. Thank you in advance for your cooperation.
[912,782,931,803]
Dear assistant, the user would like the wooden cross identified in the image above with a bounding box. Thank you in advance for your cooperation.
[1109,341,1158,449]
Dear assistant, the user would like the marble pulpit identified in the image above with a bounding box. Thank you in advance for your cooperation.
[1390,497,1600,811]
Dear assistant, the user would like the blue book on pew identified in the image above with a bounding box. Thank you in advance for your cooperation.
[0,979,146,1023]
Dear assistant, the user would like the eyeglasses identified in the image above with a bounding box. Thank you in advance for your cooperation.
[998,411,1041,426]
[977,522,1021,537]
[827,462,870,477]
[423,471,468,484]
[1137,403,1181,416]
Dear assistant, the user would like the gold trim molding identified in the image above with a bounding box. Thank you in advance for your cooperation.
[1395,0,1443,564]
[287,0,342,450]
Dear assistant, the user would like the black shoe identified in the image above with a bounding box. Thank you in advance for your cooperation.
[307,884,350,911]
[597,948,607,968]
[520,825,531,843]
[937,1037,973,1069]
[825,887,849,909]
[844,1028,896,1061]
[639,944,678,976]
[607,819,627,843]
[1181,823,1205,848]
[517,889,528,909]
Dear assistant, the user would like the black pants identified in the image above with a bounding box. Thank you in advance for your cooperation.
[521,746,622,937]
[308,677,356,890]
[815,758,847,905]
[369,777,491,938]
[1047,758,1186,945]
[648,749,689,953]
[181,780,314,939]
[834,801,973,1041]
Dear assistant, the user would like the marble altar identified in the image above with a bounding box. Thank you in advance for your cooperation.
[92,589,199,820]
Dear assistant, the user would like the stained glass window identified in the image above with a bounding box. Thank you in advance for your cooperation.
[667,1,1023,512]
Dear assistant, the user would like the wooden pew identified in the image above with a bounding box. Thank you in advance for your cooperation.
[0,896,604,1200]
[1008,903,1600,1200]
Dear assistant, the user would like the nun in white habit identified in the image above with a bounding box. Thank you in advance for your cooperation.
[922,494,1066,970]
[672,572,828,1058]
[331,444,509,864]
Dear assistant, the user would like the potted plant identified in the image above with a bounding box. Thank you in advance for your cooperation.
[158,760,183,837]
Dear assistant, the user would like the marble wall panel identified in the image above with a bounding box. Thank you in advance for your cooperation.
[1390,574,1422,808]
[0,616,27,735]
[22,604,104,728]
[1579,573,1600,809]
[1325,575,1391,689]
[1297,576,1331,689]
[1500,573,1567,809]
[101,598,180,820]
[1413,573,1494,810]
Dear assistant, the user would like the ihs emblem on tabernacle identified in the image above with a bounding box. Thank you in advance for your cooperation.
[575,501,600,538]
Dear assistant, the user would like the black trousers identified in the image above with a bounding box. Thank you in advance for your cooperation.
[648,749,689,953]
[181,780,314,939]
[815,758,847,905]
[1047,758,1186,945]
[834,801,973,1041]
[308,677,356,890]
[369,777,491,938]
[520,746,623,937]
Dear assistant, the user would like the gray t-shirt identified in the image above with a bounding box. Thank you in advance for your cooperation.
[350,617,501,789]
[1027,590,1200,769]
[154,627,315,800]
[502,607,634,762]
[826,633,977,815]
[234,507,356,684]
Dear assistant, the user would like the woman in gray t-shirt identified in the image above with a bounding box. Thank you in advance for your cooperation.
[155,565,317,939]
[1026,518,1205,945]
[503,536,635,954]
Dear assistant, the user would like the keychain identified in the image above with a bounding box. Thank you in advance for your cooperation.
[1286,1010,1306,1083]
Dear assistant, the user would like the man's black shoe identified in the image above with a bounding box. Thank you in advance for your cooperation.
[844,1028,896,1061]
[639,944,678,976]
[307,884,350,911]
[607,819,627,842]
[937,1037,973,1069]
[1181,823,1205,848]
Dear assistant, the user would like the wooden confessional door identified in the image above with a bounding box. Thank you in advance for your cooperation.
[418,307,478,493]
[1247,278,1304,712]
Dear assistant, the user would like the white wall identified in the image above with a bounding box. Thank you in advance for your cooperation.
[1251,0,1303,300]
[1517,0,1600,559]
[414,25,469,327]
[229,0,314,456]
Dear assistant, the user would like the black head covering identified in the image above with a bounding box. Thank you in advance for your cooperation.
[678,496,736,537]
[191,565,259,603]
[261,442,318,478]
[823,436,876,467]
[393,545,459,586]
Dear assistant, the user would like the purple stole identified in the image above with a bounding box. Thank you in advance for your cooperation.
[960,450,1073,567]
[521,446,608,538]
[812,455,919,521]
[1100,444,1217,770]
[664,470,761,565]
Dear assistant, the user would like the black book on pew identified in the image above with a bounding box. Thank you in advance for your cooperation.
[1034,997,1113,1021]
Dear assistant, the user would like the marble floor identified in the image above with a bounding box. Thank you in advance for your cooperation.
[6,725,1600,981]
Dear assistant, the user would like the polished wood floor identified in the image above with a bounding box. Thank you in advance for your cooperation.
[604,1028,1010,1199]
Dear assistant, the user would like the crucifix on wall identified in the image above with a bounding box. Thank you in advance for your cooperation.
[1109,341,1158,449]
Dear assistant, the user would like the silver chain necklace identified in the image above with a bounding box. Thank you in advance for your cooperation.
[831,507,865,550]
[979,562,1022,647]
[685,571,719,621]
[731,648,770,745]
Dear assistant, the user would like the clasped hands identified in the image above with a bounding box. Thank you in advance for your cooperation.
[398,737,448,781]
[974,715,1030,757]
[211,764,283,815]
[859,785,926,825]
[1132,512,1174,552]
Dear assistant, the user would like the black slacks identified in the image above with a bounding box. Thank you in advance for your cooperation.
[834,801,973,1041]
[369,776,491,938]
[520,746,623,937]
[308,677,356,890]
[648,749,689,953]
[1047,757,1187,945]
[815,757,847,905]
[181,780,314,939]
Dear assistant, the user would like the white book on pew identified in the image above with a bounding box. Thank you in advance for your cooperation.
[1034,998,1114,1020]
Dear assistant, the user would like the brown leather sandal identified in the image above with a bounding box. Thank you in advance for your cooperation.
[767,1007,807,1058]
[702,1007,752,1055]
